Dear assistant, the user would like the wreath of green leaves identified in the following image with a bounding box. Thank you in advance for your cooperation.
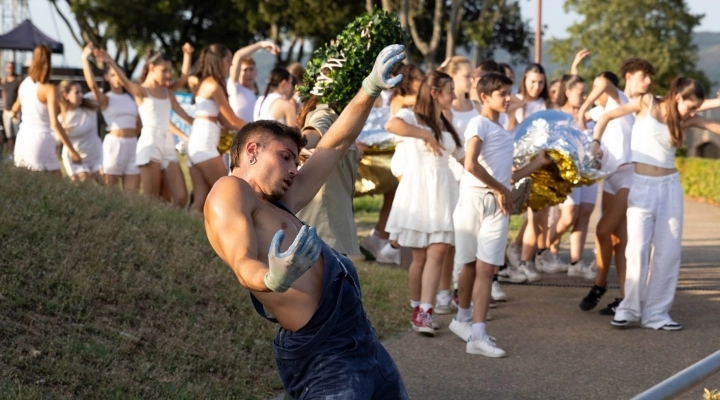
[298,8,410,112]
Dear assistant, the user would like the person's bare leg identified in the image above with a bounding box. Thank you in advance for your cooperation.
[457,262,475,309]
[162,162,188,209]
[190,156,227,213]
[612,217,628,298]
[420,243,448,305]
[548,205,578,254]
[188,166,210,215]
[438,246,454,292]
[535,207,550,251]
[514,218,527,246]
[104,174,120,188]
[408,248,426,304]
[521,209,538,261]
[594,189,628,287]
[139,162,162,198]
[122,174,141,193]
[569,203,594,263]
[471,260,496,324]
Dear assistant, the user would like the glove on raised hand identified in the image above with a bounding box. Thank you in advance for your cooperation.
[264,225,323,293]
[362,44,406,98]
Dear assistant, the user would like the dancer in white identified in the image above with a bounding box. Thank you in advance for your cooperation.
[545,75,598,277]
[254,68,296,126]
[57,80,103,183]
[590,77,720,330]
[385,70,464,336]
[12,45,81,174]
[187,44,248,214]
[227,41,280,122]
[81,45,140,191]
[450,72,550,357]
[95,48,194,208]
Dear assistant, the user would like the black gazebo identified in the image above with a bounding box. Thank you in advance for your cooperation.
[0,19,64,54]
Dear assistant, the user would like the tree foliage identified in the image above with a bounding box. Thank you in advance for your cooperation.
[547,0,710,93]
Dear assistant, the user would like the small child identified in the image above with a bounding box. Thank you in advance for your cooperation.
[450,72,551,357]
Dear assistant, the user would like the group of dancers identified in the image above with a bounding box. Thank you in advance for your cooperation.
[358,50,720,359]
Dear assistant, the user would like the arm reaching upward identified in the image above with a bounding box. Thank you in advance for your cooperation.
[286,44,406,211]
[81,44,108,110]
[94,49,145,100]
[229,41,280,85]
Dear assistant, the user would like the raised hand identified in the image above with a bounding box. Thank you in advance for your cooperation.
[362,44,406,97]
[81,44,93,60]
[264,225,323,293]
[259,40,281,55]
[92,48,111,63]
[182,42,194,54]
[571,49,591,75]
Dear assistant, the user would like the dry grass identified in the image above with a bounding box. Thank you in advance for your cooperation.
[0,165,408,399]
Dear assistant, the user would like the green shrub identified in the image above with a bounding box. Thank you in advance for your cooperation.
[677,157,720,205]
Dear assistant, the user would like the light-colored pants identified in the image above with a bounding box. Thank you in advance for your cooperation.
[616,173,683,329]
[3,110,19,139]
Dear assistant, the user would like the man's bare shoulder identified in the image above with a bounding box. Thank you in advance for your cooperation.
[205,175,258,217]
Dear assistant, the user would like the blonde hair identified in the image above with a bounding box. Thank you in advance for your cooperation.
[29,44,51,83]
[441,56,471,77]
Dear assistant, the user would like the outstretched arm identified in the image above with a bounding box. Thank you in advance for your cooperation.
[169,43,194,92]
[169,93,194,126]
[46,85,82,163]
[698,89,720,112]
[81,44,108,110]
[578,76,617,129]
[682,115,720,134]
[590,94,644,158]
[287,44,406,211]
[385,116,445,156]
[229,40,280,84]
[93,49,144,99]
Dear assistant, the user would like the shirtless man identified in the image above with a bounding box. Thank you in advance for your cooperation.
[204,44,408,400]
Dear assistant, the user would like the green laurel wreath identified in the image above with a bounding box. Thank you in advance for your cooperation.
[298,8,410,112]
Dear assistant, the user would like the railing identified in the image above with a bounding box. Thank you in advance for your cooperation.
[632,350,720,400]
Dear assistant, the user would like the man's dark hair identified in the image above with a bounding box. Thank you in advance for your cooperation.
[597,71,620,88]
[230,120,307,170]
[476,72,513,101]
[620,58,655,78]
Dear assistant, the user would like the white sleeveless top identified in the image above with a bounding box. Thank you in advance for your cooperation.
[630,97,676,169]
[515,96,547,123]
[137,90,171,130]
[254,92,285,123]
[60,107,101,159]
[195,97,219,117]
[227,80,255,122]
[102,92,138,131]
[18,77,50,131]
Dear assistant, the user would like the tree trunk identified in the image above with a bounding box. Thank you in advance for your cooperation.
[399,0,408,29]
[296,37,305,64]
[366,0,373,13]
[381,0,393,12]
[408,0,443,67]
[446,0,464,59]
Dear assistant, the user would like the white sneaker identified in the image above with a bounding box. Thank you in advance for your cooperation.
[584,260,597,280]
[567,261,585,277]
[466,335,507,358]
[375,242,400,265]
[498,265,527,283]
[536,251,564,274]
[435,290,453,315]
[491,281,508,302]
[505,243,521,268]
[360,229,384,258]
[519,262,541,282]
[486,310,493,321]
[449,317,471,342]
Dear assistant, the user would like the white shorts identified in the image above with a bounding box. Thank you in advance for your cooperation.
[453,187,510,266]
[188,118,221,165]
[136,127,178,170]
[61,147,102,176]
[13,128,61,171]
[103,135,139,176]
[603,163,633,195]
[563,183,598,206]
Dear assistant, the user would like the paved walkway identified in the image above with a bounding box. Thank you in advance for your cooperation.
[384,199,720,399]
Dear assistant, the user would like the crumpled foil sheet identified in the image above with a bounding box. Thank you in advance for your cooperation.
[512,110,608,212]
[217,130,236,154]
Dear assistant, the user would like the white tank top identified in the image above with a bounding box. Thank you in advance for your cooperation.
[102,92,138,131]
[254,93,285,123]
[227,80,255,122]
[60,107,101,159]
[137,89,171,130]
[195,97,219,117]
[18,77,50,131]
[630,97,676,169]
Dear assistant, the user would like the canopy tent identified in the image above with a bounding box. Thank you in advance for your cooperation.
[0,19,64,54]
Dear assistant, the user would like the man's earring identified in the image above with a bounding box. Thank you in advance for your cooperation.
[249,157,257,165]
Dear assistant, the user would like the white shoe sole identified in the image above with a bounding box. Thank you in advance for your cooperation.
[412,325,435,336]
[434,305,452,315]
[498,275,527,284]
[466,344,507,358]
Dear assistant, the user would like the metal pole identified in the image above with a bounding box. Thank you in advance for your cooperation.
[535,0,542,64]
[632,350,720,400]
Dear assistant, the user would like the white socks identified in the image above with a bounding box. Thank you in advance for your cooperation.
[420,303,433,313]
[471,322,487,341]
[457,307,472,322]
[410,300,420,309]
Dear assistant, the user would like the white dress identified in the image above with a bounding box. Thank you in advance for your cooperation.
[385,108,465,248]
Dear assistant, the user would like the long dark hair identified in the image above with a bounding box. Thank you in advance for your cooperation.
[389,64,425,103]
[518,63,551,109]
[259,68,291,111]
[556,74,586,107]
[139,49,171,83]
[661,76,705,148]
[194,44,231,96]
[412,70,461,148]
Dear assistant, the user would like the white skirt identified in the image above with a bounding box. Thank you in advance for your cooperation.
[14,128,60,171]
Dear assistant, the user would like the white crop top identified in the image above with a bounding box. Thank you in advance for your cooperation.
[102,92,138,131]
[195,96,219,117]
[630,97,676,169]
[137,90,171,130]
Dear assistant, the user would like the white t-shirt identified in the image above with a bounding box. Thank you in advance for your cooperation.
[227,80,255,123]
[461,115,514,189]
[588,91,633,172]
[515,96,546,123]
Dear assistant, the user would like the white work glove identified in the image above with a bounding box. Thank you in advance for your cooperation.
[264,225,323,293]
[362,44,406,97]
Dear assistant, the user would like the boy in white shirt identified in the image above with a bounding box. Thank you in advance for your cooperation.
[450,73,551,357]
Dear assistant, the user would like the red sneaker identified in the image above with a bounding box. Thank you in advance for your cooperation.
[412,308,435,336]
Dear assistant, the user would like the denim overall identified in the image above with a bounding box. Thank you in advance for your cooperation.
[251,202,408,400]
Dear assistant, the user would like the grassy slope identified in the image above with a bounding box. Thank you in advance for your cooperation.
[0,166,407,399]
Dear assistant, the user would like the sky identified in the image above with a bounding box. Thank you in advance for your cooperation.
[10,0,720,69]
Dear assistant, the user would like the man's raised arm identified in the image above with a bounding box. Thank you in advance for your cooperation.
[288,44,406,211]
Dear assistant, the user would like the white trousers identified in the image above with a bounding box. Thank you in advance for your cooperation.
[616,173,683,329]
